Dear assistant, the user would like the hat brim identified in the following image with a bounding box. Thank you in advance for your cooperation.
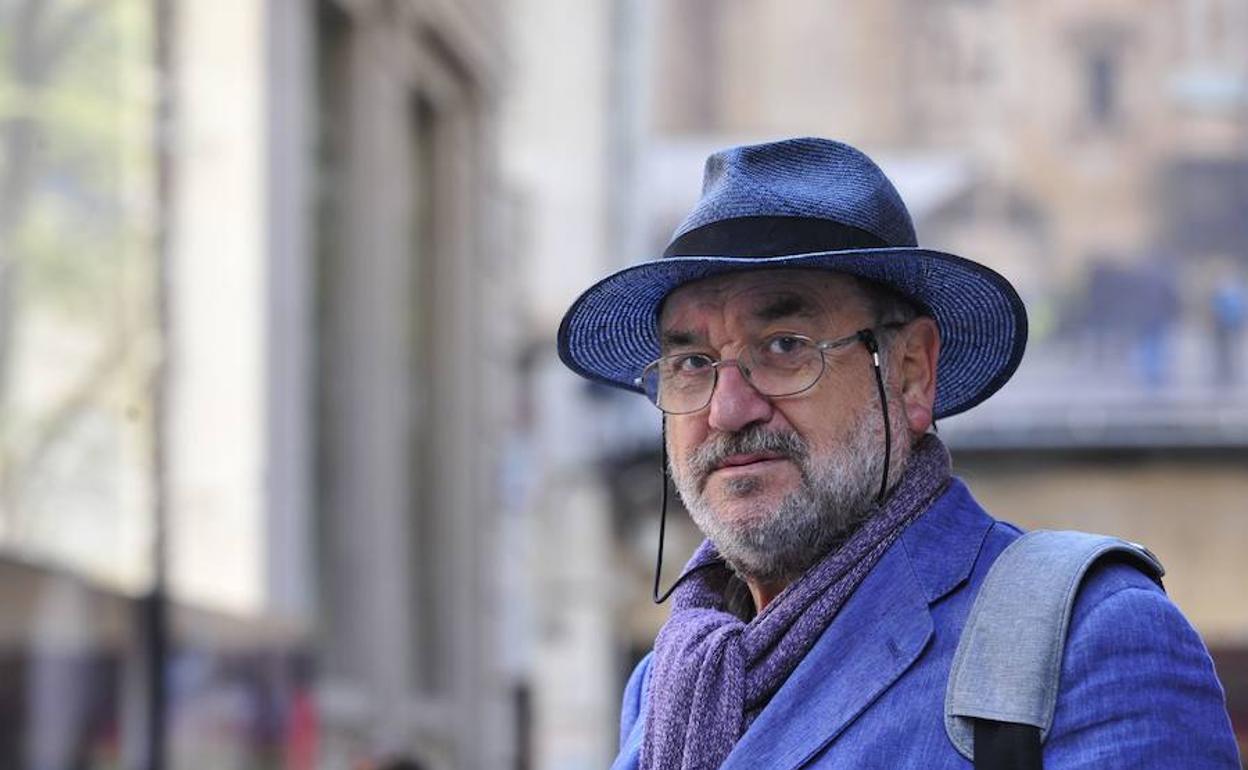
[557,248,1027,419]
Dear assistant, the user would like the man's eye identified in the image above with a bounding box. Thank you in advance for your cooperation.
[764,335,809,356]
[673,354,714,372]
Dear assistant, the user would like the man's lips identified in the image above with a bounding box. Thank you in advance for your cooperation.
[714,453,788,471]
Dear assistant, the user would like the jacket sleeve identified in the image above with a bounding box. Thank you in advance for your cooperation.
[1044,562,1241,768]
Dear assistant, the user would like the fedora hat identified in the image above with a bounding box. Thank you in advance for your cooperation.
[557,137,1027,419]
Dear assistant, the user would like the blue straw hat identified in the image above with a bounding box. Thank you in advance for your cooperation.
[557,137,1027,419]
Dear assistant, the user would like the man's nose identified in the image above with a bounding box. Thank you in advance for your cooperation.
[707,363,773,433]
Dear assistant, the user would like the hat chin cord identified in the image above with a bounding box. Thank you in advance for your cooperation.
[651,330,893,604]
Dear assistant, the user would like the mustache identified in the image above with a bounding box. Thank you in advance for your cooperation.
[686,425,809,489]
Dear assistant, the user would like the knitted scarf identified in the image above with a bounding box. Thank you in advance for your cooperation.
[640,434,951,770]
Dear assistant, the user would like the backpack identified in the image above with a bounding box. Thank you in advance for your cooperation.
[944,530,1165,770]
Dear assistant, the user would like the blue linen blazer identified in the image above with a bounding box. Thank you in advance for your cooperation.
[613,479,1241,769]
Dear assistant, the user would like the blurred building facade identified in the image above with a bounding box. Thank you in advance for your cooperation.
[0,0,521,768]
[500,2,653,767]
[306,1,516,767]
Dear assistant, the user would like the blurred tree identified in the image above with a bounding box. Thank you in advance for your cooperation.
[0,0,156,566]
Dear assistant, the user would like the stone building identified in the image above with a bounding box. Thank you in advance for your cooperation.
[308,1,515,767]
[0,0,521,767]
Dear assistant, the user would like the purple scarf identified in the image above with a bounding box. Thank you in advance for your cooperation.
[641,435,951,770]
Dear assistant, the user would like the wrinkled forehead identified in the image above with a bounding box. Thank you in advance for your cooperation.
[657,268,874,332]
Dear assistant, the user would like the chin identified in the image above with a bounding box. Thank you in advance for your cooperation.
[707,490,787,527]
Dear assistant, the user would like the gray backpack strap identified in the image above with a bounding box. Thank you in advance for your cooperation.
[944,530,1165,761]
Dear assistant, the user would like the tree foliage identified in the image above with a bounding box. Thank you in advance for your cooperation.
[0,0,157,586]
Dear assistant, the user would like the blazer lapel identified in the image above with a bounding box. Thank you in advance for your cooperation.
[720,544,934,770]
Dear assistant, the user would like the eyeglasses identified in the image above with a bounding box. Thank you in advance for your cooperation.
[635,324,903,415]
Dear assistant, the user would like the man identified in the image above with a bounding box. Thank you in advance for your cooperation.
[557,138,1240,768]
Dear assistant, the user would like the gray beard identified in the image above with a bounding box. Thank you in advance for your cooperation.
[669,400,909,585]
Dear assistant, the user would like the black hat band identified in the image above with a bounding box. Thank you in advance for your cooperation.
[662,215,891,259]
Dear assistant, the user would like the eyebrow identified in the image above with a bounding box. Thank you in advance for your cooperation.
[660,329,701,350]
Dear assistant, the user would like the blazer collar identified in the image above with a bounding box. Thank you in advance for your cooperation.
[720,477,993,770]
[899,478,995,604]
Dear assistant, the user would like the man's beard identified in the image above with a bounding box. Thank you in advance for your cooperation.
[669,399,909,585]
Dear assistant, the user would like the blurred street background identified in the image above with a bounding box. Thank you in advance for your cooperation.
[0,0,1246,767]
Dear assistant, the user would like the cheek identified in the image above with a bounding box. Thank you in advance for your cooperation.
[666,416,708,468]
[777,383,859,448]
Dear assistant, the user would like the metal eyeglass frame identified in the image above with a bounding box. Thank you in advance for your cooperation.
[634,324,904,415]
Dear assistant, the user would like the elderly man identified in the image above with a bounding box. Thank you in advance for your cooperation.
[557,139,1239,769]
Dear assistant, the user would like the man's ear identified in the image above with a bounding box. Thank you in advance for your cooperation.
[895,317,940,435]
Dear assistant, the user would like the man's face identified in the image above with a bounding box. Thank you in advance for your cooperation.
[660,269,910,584]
